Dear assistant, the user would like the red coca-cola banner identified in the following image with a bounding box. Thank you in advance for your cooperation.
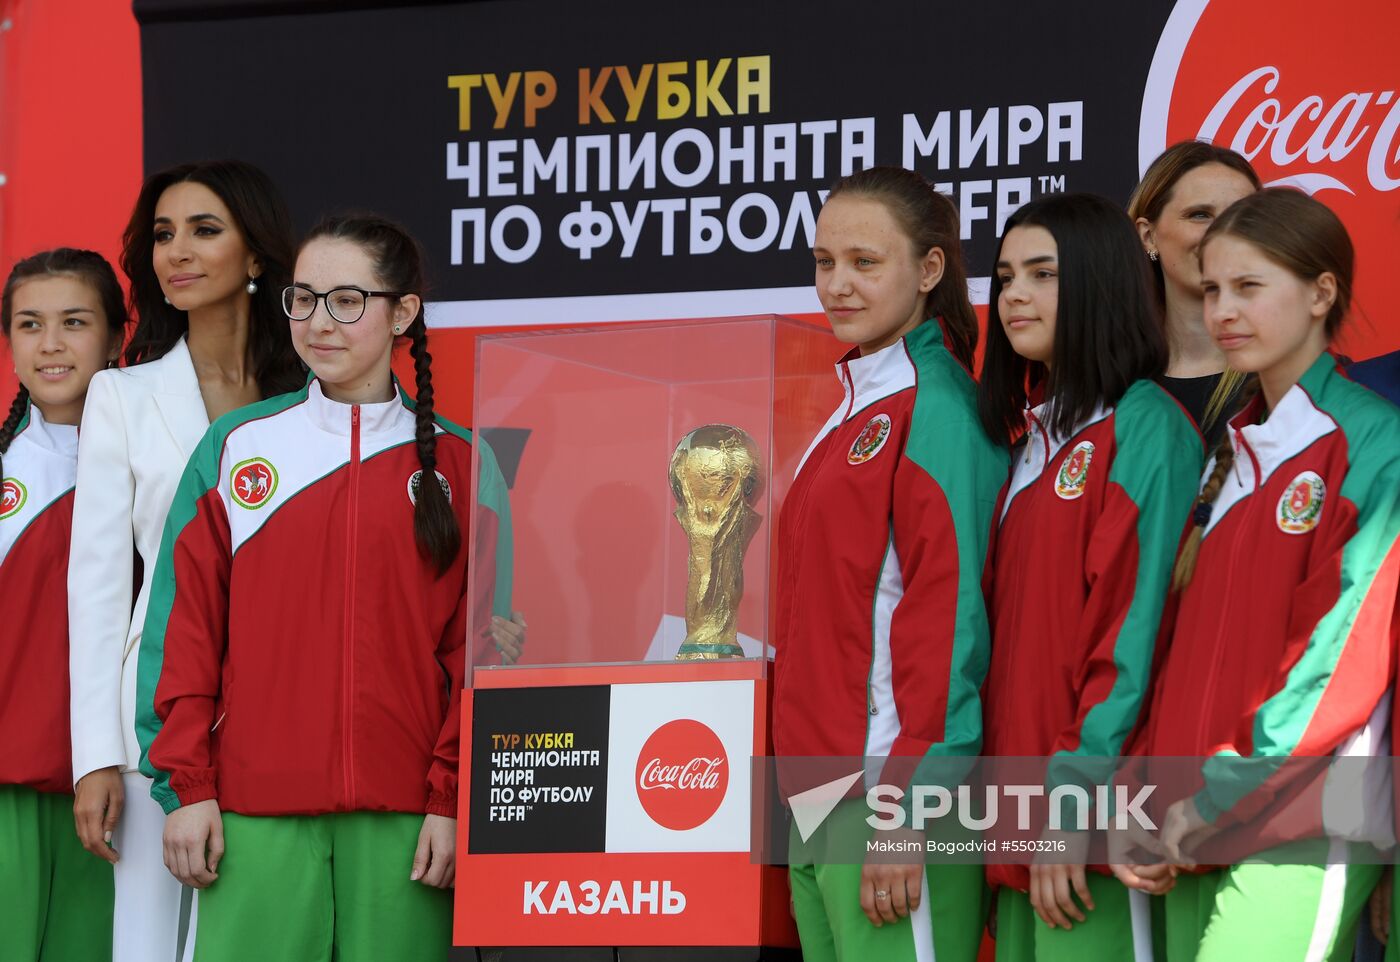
[1144,0,1400,360]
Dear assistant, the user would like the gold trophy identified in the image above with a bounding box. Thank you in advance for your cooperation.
[668,425,764,660]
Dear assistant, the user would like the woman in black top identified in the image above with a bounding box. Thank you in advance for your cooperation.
[1128,142,1259,449]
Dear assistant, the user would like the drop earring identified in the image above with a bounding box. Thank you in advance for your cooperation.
[1147,249,1159,262]
[246,278,259,295]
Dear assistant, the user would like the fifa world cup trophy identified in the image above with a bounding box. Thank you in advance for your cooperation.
[668,425,764,660]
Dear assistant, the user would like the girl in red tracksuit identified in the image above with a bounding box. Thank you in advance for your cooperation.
[1145,190,1400,961]
[977,193,1204,961]
[0,249,126,959]
[136,215,514,962]
[775,165,1008,962]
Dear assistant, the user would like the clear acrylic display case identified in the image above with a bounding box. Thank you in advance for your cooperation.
[465,315,842,679]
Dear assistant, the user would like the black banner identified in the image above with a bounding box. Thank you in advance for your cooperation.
[468,684,610,854]
[139,0,1174,304]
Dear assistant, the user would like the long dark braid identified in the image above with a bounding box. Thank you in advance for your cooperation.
[0,386,30,480]
[407,317,460,575]
[299,215,461,575]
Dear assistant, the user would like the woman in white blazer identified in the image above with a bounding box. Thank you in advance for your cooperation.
[68,160,305,962]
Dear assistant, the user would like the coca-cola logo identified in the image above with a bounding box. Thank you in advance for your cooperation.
[1140,0,1400,360]
[634,718,729,831]
[1194,66,1398,196]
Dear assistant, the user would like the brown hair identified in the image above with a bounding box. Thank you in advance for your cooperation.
[1129,141,1262,432]
[1201,188,1354,337]
[1,248,129,480]
[299,214,460,576]
[826,166,978,370]
[1173,188,1355,588]
[1127,140,1262,289]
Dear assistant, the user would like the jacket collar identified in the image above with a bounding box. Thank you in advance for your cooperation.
[154,336,202,396]
[304,377,416,438]
[149,337,211,449]
[1226,353,1339,487]
[836,335,919,413]
[17,401,78,458]
[1020,389,1110,465]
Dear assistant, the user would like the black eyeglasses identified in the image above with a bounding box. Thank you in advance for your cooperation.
[282,284,409,324]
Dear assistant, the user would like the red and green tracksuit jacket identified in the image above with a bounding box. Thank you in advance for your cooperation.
[1143,352,1400,832]
[136,378,513,818]
[0,402,80,794]
[983,379,1203,892]
[772,320,1008,795]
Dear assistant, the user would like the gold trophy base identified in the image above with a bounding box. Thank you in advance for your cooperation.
[675,641,746,661]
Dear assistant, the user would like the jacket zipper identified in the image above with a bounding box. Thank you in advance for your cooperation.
[793,363,875,721]
[1195,429,1256,748]
[860,362,884,725]
[1024,408,1050,465]
[780,362,855,655]
[832,363,878,718]
[343,405,361,808]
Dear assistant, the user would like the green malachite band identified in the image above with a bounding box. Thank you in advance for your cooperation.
[676,642,745,656]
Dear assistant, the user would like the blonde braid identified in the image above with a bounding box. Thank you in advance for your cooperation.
[1172,376,1259,590]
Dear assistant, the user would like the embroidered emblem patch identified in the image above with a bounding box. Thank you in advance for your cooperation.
[1055,442,1094,500]
[1278,471,1325,534]
[230,458,278,510]
[0,478,27,520]
[407,469,453,506]
[848,414,892,464]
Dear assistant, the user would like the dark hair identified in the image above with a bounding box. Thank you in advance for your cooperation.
[120,159,304,396]
[1201,188,1354,338]
[978,193,1168,443]
[1129,141,1261,432]
[1174,190,1357,589]
[1,248,130,478]
[299,214,460,576]
[825,165,978,370]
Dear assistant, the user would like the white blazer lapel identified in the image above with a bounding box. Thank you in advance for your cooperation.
[150,337,210,453]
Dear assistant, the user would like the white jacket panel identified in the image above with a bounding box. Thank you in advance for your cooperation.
[69,338,209,782]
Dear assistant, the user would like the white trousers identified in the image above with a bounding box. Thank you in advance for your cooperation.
[112,772,196,962]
